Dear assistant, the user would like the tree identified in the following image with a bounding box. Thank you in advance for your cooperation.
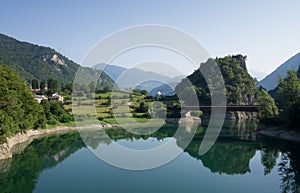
[136,102,148,113]
[257,89,278,123]
[40,80,46,91]
[0,65,42,138]
[276,71,300,128]
[40,100,73,124]
[31,79,39,90]
[47,79,58,94]
[103,85,111,93]
[141,90,148,95]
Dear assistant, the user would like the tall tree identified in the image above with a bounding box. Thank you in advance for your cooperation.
[276,71,300,128]
[31,79,39,90]
[47,79,58,94]
[40,80,46,92]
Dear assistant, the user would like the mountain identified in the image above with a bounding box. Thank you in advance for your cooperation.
[94,64,181,92]
[0,33,115,87]
[257,53,300,90]
[149,75,184,96]
[149,82,177,96]
[94,64,126,81]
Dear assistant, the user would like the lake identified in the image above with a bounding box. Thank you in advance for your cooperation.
[0,120,299,193]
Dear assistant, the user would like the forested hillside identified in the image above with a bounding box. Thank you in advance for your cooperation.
[0,33,115,88]
[176,55,257,105]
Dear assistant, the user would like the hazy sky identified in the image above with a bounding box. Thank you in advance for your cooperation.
[1,0,300,79]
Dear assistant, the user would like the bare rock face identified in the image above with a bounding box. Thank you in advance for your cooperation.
[0,143,12,160]
[51,54,65,65]
[233,54,247,71]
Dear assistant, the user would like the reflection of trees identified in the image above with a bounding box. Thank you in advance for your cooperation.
[258,137,300,193]
[278,152,300,193]
[0,132,85,193]
[261,148,279,175]
[182,139,256,175]
[1,123,300,193]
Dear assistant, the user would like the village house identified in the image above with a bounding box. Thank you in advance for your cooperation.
[33,95,48,103]
[49,93,64,102]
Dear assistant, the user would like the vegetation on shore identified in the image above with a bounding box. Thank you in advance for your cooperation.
[0,53,299,144]
[0,65,73,142]
[0,65,43,140]
[259,67,300,128]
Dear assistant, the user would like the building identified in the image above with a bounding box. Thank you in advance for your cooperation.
[49,93,64,102]
[34,95,48,103]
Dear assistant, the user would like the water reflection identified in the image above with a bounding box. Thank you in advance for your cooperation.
[0,132,85,193]
[183,139,256,174]
[0,121,299,193]
[258,137,300,193]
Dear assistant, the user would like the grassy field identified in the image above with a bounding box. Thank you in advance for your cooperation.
[64,91,153,124]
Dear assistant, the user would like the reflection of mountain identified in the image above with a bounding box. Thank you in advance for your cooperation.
[0,132,85,193]
[1,125,300,193]
[183,139,256,175]
[174,120,258,175]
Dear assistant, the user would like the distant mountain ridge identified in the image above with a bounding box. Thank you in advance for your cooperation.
[0,33,115,88]
[94,64,183,93]
[257,53,300,90]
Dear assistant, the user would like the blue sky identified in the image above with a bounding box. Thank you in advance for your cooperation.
[1,0,300,79]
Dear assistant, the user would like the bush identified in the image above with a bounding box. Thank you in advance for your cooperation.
[190,110,203,117]
[47,118,58,125]
[58,114,72,123]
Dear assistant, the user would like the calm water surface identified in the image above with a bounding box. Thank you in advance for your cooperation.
[0,120,299,193]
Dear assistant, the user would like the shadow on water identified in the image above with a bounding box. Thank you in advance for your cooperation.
[0,120,299,193]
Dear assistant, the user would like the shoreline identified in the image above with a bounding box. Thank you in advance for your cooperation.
[0,124,107,160]
[256,125,300,144]
[0,118,181,160]
[1,120,300,160]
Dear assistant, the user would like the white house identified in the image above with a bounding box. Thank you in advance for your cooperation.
[34,95,48,103]
[50,93,64,102]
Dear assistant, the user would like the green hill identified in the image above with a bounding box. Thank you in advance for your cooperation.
[176,55,257,105]
[0,33,114,88]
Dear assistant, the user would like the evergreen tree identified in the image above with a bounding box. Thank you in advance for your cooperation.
[47,79,58,94]
[31,79,39,90]
[40,80,46,92]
